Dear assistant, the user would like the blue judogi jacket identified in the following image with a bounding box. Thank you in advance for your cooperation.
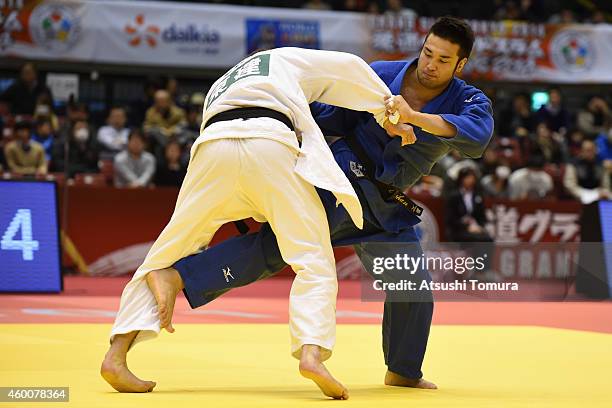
[311,58,494,235]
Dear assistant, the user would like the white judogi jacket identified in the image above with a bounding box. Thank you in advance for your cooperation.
[195,47,393,229]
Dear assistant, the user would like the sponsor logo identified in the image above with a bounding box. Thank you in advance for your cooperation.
[223,266,235,283]
[125,14,160,47]
[124,14,220,52]
[550,30,595,73]
[30,4,81,52]
[349,161,365,178]
[162,23,220,44]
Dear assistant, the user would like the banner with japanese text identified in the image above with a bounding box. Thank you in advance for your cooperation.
[1,1,610,81]
[366,14,612,83]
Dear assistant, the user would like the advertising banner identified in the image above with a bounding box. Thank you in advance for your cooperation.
[0,0,366,69]
[2,1,610,82]
[366,13,612,83]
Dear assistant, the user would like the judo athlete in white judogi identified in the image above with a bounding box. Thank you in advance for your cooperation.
[101,47,407,399]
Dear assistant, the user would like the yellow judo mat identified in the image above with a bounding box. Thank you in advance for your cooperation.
[1,324,611,408]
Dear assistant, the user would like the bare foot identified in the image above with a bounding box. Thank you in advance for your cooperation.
[384,370,437,389]
[146,267,184,333]
[299,345,349,400]
[101,332,156,393]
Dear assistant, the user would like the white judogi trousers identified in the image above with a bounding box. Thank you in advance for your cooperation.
[111,125,337,360]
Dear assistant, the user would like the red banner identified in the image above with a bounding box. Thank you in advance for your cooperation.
[58,186,583,276]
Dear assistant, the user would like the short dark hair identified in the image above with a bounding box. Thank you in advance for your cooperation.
[14,120,32,131]
[456,167,478,187]
[427,16,475,60]
[35,118,52,128]
[128,128,145,142]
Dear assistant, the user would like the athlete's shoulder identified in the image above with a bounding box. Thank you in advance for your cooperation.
[369,60,407,80]
[451,77,490,106]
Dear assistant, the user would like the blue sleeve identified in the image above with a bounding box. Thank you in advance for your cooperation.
[309,102,363,137]
[439,94,495,158]
[596,135,612,162]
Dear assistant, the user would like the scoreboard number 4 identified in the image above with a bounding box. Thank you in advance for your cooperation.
[1,209,40,261]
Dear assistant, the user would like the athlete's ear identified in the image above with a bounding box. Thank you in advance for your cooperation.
[456,58,467,73]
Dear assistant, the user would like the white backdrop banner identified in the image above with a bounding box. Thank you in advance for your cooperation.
[1,1,611,82]
[0,0,367,69]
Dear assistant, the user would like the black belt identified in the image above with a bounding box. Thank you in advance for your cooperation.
[343,134,423,217]
[203,107,294,132]
[203,107,295,236]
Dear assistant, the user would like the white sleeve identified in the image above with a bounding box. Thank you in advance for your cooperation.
[288,48,392,127]
[97,127,115,150]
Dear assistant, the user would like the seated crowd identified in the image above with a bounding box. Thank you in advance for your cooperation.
[1,63,611,203]
[0,64,195,188]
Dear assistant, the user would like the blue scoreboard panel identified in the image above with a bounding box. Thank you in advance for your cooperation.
[0,180,62,292]
[599,200,612,297]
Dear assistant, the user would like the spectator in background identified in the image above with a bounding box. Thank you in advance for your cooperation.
[589,9,606,24]
[130,77,161,126]
[409,174,444,197]
[302,0,332,10]
[480,149,499,176]
[154,139,186,187]
[481,165,511,198]
[32,93,59,132]
[577,96,611,139]
[532,122,566,164]
[367,1,380,13]
[343,0,370,12]
[58,100,90,138]
[535,87,571,134]
[566,128,586,157]
[165,77,183,107]
[114,129,156,188]
[508,152,553,199]
[384,0,415,17]
[564,140,611,203]
[53,119,99,176]
[445,167,493,242]
[182,104,202,143]
[31,119,55,163]
[596,128,612,173]
[498,93,534,137]
[548,8,575,24]
[3,120,47,176]
[0,62,53,116]
[446,157,480,184]
[65,100,90,123]
[494,0,521,20]
[97,107,130,160]
[144,89,186,150]
[0,147,5,172]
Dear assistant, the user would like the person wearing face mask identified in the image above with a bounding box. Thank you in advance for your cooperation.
[52,119,100,177]
[31,119,55,164]
[4,120,48,176]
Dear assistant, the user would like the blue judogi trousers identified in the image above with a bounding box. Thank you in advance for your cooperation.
[174,175,433,380]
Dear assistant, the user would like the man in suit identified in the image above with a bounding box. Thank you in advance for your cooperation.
[446,167,492,242]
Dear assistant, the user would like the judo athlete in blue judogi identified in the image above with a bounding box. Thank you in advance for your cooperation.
[162,17,494,388]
